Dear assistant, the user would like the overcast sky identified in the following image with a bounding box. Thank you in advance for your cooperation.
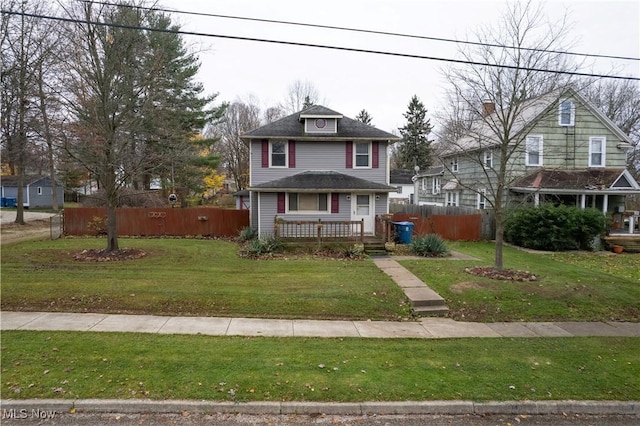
[161,0,639,134]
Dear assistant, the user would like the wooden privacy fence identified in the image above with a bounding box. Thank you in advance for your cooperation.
[389,204,495,241]
[64,208,249,238]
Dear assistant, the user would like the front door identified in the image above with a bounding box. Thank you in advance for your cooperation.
[351,193,375,235]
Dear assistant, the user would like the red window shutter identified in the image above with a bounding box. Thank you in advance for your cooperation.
[372,141,379,168]
[331,193,339,213]
[277,192,285,213]
[261,140,269,168]
[288,140,296,168]
[346,141,353,168]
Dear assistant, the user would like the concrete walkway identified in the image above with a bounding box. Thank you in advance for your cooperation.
[2,311,639,338]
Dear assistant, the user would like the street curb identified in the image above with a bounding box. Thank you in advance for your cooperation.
[2,399,639,416]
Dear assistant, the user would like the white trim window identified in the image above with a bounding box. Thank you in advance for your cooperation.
[354,142,371,168]
[477,189,487,210]
[288,193,328,213]
[589,136,606,167]
[445,191,459,207]
[483,151,493,169]
[37,186,43,196]
[432,177,441,194]
[559,99,575,126]
[270,140,287,167]
[420,178,426,191]
[525,134,543,166]
[450,157,459,172]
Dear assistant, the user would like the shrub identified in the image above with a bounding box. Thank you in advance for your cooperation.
[238,227,258,242]
[505,205,606,251]
[342,243,366,259]
[410,234,449,257]
[239,235,283,258]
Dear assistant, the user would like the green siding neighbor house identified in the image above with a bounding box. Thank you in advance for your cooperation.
[416,88,640,233]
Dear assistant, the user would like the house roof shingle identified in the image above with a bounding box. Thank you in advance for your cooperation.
[242,105,400,141]
[511,168,639,191]
[250,171,397,192]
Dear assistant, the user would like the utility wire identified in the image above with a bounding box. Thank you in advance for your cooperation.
[4,9,640,82]
[82,0,640,63]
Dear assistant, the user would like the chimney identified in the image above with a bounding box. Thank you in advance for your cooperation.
[482,101,495,116]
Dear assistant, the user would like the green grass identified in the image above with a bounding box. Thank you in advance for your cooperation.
[2,332,639,401]
[0,238,409,320]
[398,242,640,322]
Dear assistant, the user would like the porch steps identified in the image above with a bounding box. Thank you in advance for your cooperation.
[372,257,449,317]
[363,238,388,256]
[604,235,640,253]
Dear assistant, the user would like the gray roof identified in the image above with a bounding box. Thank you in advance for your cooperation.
[390,169,415,185]
[250,171,397,192]
[0,175,57,187]
[242,105,400,141]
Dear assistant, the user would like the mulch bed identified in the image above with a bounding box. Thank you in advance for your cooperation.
[73,248,148,262]
[465,266,538,281]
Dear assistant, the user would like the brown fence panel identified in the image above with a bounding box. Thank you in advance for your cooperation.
[64,208,249,238]
[391,212,481,241]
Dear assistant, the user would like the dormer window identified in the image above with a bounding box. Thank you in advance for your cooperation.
[559,99,575,126]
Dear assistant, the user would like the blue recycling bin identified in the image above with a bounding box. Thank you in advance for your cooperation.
[393,221,414,244]
[1,197,16,208]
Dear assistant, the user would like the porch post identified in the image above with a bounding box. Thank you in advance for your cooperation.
[580,194,586,209]
[360,219,364,242]
[602,194,609,215]
[534,192,539,207]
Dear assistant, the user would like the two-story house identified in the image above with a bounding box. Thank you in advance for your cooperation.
[242,105,400,237]
[416,88,640,232]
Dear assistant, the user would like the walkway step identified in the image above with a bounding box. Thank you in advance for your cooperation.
[413,305,450,316]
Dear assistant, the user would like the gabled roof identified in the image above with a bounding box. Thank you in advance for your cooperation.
[249,170,397,192]
[416,165,444,178]
[242,105,400,141]
[448,88,634,154]
[0,175,55,187]
[511,168,640,192]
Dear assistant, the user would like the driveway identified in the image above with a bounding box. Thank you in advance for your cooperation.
[0,210,59,244]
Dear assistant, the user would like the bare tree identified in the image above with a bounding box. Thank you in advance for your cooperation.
[206,100,261,191]
[1,0,60,222]
[440,0,578,270]
[280,79,324,114]
[61,1,219,251]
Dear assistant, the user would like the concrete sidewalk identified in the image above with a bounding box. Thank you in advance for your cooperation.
[2,311,639,338]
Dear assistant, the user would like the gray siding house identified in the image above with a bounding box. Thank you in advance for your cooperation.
[0,175,64,209]
[417,89,640,227]
[242,105,400,237]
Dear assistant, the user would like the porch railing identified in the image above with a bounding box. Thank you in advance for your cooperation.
[273,216,364,243]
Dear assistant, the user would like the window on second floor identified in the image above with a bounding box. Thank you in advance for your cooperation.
[525,135,543,166]
[483,151,493,169]
[420,178,426,191]
[589,136,606,167]
[270,140,287,167]
[354,142,370,168]
[451,157,459,172]
[288,193,328,213]
[559,99,575,126]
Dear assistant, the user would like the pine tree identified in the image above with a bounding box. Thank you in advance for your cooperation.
[397,95,433,170]
[355,109,373,125]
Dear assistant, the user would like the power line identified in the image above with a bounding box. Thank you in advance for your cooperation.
[83,0,640,63]
[3,9,640,82]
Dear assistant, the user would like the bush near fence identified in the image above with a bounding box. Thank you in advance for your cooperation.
[389,204,495,241]
[64,208,249,238]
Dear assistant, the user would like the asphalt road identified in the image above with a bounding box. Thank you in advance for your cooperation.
[2,412,639,425]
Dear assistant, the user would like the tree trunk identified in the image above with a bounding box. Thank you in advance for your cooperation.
[494,217,504,271]
[106,199,119,252]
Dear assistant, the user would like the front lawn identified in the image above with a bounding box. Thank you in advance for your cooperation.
[2,331,638,401]
[399,242,640,322]
[0,238,410,320]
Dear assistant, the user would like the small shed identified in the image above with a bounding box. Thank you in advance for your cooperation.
[233,189,250,210]
[0,175,64,209]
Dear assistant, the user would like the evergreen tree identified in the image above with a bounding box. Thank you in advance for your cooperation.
[355,109,373,125]
[397,95,433,170]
